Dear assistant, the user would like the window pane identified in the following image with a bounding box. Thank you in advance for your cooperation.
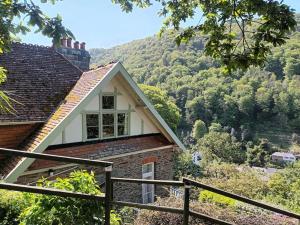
[86,114,98,127]
[118,113,126,124]
[142,164,153,174]
[102,96,114,109]
[118,125,128,136]
[103,113,114,125]
[87,127,99,139]
[103,126,114,138]
[86,114,99,139]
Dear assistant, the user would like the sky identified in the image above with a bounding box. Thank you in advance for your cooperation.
[20,0,300,49]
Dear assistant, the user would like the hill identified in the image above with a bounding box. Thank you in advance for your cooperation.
[90,15,300,150]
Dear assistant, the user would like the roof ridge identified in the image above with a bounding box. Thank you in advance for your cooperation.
[12,41,53,49]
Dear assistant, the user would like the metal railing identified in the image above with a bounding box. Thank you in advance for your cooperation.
[0,147,300,225]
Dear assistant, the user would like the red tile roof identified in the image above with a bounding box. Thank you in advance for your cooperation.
[1,63,116,177]
[0,43,83,122]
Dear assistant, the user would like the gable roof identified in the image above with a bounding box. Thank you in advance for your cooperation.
[0,43,83,123]
[3,62,185,183]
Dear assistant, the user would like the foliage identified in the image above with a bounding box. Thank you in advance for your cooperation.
[134,197,295,225]
[266,161,300,213]
[192,120,207,139]
[199,190,236,207]
[200,162,268,199]
[139,84,180,131]
[197,132,246,164]
[0,0,73,112]
[91,16,300,147]
[173,151,201,179]
[0,190,26,225]
[18,171,121,225]
[112,0,296,71]
[246,139,275,167]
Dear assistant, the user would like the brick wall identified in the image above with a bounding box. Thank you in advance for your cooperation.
[0,123,40,161]
[17,134,177,203]
[28,134,171,171]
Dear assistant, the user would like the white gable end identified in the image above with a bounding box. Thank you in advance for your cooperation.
[49,74,159,146]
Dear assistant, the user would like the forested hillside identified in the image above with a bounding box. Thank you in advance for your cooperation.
[90,14,300,152]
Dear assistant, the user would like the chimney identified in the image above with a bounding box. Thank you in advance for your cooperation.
[67,38,72,48]
[74,41,79,49]
[55,39,91,71]
[61,38,67,47]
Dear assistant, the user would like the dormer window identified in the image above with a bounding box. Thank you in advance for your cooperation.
[84,91,131,141]
[102,95,115,109]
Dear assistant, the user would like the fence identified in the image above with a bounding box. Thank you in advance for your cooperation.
[0,148,300,225]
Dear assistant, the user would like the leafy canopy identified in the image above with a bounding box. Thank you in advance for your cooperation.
[139,84,181,131]
[112,0,297,71]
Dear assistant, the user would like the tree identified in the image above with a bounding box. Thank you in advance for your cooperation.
[0,0,73,111]
[198,131,245,164]
[139,84,180,131]
[113,0,296,71]
[192,119,207,139]
[246,139,274,167]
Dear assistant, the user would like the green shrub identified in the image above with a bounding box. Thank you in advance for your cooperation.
[18,171,121,225]
[0,190,26,225]
[199,190,236,207]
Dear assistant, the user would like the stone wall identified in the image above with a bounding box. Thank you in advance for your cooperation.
[56,47,90,71]
[17,134,178,203]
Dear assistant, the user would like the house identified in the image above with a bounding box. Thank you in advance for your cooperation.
[271,152,296,163]
[192,151,202,166]
[0,40,185,204]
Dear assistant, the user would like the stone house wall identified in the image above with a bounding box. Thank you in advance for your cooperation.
[17,134,178,203]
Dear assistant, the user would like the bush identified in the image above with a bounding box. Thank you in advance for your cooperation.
[173,151,202,179]
[19,171,121,225]
[0,171,121,225]
[134,197,295,225]
[0,190,26,225]
[199,190,236,207]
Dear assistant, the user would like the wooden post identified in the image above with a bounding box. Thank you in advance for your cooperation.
[105,166,112,225]
[183,185,191,225]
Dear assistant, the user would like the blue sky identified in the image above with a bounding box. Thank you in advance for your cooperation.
[20,0,300,49]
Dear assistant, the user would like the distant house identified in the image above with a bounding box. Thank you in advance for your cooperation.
[0,40,185,204]
[271,152,296,163]
[192,152,202,166]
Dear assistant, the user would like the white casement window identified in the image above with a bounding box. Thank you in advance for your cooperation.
[86,114,99,139]
[142,163,155,204]
[117,113,129,136]
[85,92,130,140]
[102,113,115,138]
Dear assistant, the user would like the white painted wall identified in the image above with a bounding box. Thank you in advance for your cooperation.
[64,114,83,143]
[51,132,63,145]
[49,75,160,146]
[85,95,99,111]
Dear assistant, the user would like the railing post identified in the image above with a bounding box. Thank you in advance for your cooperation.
[105,165,113,225]
[183,184,191,225]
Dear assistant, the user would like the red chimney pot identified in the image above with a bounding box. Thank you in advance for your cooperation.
[67,38,72,48]
[61,37,67,47]
[80,42,86,50]
[74,41,79,49]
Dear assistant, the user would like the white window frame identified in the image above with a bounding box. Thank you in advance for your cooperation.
[83,89,132,141]
[142,162,155,204]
